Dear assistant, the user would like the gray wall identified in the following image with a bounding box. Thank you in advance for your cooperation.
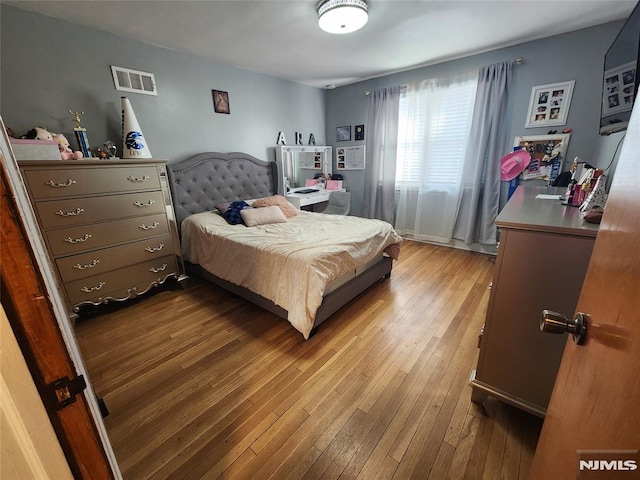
[1,5,627,216]
[325,21,625,216]
[0,5,326,163]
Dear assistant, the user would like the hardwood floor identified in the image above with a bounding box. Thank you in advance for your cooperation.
[75,240,543,480]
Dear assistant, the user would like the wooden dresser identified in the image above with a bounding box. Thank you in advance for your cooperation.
[18,159,187,318]
[470,186,598,417]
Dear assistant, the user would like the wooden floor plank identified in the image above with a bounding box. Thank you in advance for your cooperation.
[73,240,543,480]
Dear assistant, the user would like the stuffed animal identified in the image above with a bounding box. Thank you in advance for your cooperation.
[53,134,83,160]
[22,126,55,141]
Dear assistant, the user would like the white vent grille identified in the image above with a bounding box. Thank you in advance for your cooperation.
[111,65,157,96]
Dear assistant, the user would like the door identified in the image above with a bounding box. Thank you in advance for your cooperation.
[530,117,640,475]
[1,120,121,479]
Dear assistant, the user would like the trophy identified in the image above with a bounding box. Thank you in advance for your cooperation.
[69,110,91,158]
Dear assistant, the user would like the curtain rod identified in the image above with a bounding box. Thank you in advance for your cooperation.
[364,56,525,95]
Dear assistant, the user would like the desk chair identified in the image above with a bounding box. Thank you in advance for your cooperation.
[320,191,350,215]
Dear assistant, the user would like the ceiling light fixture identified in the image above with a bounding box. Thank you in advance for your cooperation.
[317,0,368,35]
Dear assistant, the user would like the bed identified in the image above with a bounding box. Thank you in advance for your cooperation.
[168,152,401,339]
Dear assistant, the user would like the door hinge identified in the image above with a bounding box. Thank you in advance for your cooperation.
[48,375,87,410]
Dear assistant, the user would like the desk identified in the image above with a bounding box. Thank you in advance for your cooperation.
[469,186,598,417]
[285,188,343,210]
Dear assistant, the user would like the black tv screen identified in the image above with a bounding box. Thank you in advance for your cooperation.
[600,0,640,135]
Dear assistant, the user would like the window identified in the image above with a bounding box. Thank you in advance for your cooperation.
[395,73,478,189]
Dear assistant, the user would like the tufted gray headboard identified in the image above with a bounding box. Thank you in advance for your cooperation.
[167,152,279,229]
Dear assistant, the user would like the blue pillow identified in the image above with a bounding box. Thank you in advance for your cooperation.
[222,201,249,225]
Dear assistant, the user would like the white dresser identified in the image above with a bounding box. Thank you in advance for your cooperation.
[18,159,187,318]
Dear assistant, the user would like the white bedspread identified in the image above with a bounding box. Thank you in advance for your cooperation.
[181,210,402,338]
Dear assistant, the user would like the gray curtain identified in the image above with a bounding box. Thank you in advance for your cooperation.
[453,61,512,245]
[363,86,401,222]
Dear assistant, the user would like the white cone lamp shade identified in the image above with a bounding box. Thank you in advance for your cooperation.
[318,0,368,34]
[121,96,152,159]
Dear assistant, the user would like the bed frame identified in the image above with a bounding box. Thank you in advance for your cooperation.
[167,151,392,335]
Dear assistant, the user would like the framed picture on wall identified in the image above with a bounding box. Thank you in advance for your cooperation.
[336,126,351,142]
[602,61,636,117]
[336,146,365,170]
[212,90,230,114]
[354,124,365,141]
[525,81,575,128]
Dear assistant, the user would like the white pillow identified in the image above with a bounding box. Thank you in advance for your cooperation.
[240,205,287,227]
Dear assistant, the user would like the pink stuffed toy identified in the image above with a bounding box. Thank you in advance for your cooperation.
[53,134,83,160]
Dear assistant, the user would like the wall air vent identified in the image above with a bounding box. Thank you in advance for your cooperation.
[110,65,157,96]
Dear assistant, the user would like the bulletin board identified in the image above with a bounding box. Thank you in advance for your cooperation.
[513,134,570,182]
[336,146,365,170]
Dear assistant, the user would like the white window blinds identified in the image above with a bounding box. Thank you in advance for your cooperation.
[396,73,478,188]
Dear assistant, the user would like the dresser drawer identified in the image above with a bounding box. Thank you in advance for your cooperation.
[35,191,166,229]
[22,165,161,199]
[56,234,175,282]
[46,213,170,256]
[65,255,177,305]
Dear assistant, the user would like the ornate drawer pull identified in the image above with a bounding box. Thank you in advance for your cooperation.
[127,175,150,182]
[139,222,160,230]
[145,243,165,253]
[73,259,100,270]
[55,208,84,217]
[46,179,76,188]
[134,200,155,207]
[81,282,105,293]
[65,233,92,244]
[149,263,168,273]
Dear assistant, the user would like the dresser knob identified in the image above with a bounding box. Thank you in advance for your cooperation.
[73,260,99,270]
[81,282,105,293]
[139,222,160,230]
[55,208,84,217]
[127,175,150,182]
[46,179,76,188]
[145,243,165,253]
[65,233,92,244]
[149,263,168,273]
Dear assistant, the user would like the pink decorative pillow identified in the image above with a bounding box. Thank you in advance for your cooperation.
[326,180,341,190]
[240,206,287,227]
[305,179,318,187]
[252,195,298,218]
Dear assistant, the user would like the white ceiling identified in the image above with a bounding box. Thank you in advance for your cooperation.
[7,0,637,89]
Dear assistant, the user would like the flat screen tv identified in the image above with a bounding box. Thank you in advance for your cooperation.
[600,0,640,135]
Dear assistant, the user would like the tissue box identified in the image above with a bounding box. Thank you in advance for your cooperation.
[9,139,61,160]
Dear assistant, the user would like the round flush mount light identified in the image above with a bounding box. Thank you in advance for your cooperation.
[318,0,368,34]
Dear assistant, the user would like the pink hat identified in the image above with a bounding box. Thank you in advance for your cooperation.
[500,150,531,181]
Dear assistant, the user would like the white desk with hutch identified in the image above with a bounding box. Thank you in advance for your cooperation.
[275,145,343,210]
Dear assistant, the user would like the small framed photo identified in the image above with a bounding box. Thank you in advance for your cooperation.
[212,90,230,114]
[354,124,365,141]
[602,61,636,117]
[525,81,575,128]
[336,125,351,142]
